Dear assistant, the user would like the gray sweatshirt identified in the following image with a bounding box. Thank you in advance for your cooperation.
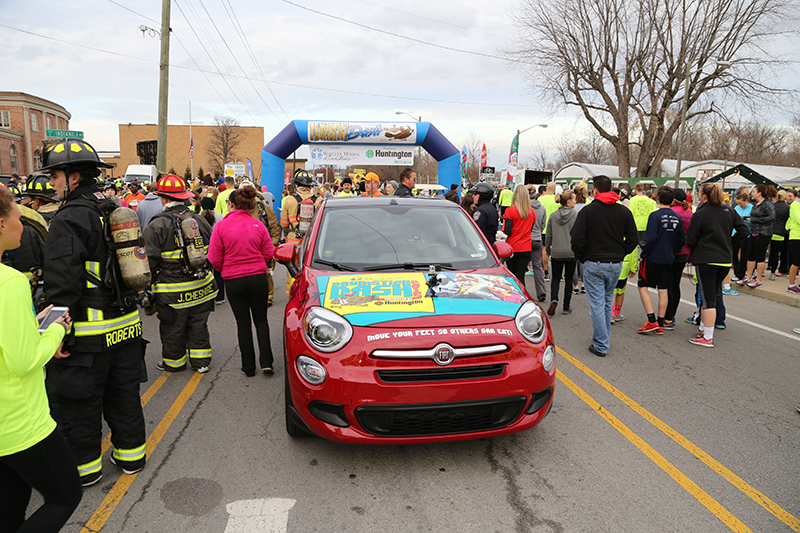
[529,199,548,242]
[545,206,577,259]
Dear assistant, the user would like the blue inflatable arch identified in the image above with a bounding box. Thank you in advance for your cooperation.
[261,120,460,218]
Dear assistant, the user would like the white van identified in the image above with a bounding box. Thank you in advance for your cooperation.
[124,164,158,184]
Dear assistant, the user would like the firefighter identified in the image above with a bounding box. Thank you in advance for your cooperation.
[143,174,217,373]
[279,170,322,294]
[247,182,281,306]
[22,174,61,222]
[40,138,147,487]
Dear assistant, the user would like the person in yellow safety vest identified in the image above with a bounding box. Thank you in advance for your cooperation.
[143,175,217,373]
[215,176,236,216]
[498,184,514,217]
[41,138,147,487]
[280,170,322,295]
[629,182,658,245]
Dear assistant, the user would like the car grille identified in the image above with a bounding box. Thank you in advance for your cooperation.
[376,364,505,383]
[355,395,527,437]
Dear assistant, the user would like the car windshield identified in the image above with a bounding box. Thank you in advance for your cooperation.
[311,203,497,271]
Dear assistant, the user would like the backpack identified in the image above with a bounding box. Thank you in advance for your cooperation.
[291,192,319,237]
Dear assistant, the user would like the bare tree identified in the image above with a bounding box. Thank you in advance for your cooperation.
[551,129,616,169]
[461,131,485,183]
[206,116,242,174]
[418,151,439,184]
[512,0,794,178]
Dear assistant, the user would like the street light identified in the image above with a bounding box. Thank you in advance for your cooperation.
[395,111,422,182]
[674,60,731,188]
[510,124,548,186]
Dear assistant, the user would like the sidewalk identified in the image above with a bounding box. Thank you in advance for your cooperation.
[684,267,800,308]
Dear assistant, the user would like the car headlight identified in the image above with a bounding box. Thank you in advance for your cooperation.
[302,306,353,353]
[296,355,327,385]
[515,300,546,344]
[542,344,555,373]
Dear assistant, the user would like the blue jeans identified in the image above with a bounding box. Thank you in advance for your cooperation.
[583,261,623,353]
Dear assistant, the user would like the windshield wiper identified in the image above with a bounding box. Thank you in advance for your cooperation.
[312,259,358,272]
[362,262,454,272]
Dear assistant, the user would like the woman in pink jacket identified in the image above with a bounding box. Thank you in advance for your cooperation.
[208,186,275,377]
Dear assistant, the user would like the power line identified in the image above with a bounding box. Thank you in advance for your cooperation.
[350,0,509,40]
[0,22,539,108]
[280,0,511,62]
[220,0,287,117]
[106,0,160,25]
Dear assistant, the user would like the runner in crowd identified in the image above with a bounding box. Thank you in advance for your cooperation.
[500,185,536,284]
[742,184,775,288]
[545,189,577,316]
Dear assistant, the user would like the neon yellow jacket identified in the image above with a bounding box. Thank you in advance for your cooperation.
[215,188,234,216]
[0,264,65,456]
[498,188,514,207]
[787,200,800,240]
[538,194,559,234]
[629,194,657,231]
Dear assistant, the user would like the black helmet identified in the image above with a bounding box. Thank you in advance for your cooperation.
[39,138,113,172]
[470,182,494,201]
[293,169,313,188]
[22,174,59,202]
[5,182,22,200]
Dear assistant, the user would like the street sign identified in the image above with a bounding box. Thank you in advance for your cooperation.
[46,129,83,139]
[480,166,496,182]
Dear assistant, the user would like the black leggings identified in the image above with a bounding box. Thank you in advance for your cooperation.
[0,427,82,533]
[225,273,274,375]
[550,259,577,308]
[696,264,729,311]
[768,239,788,274]
[746,234,771,263]
[665,256,688,321]
[506,252,530,286]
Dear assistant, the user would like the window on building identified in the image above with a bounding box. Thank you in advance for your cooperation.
[31,112,39,132]
[58,118,64,129]
[34,149,42,170]
[0,110,9,128]
[46,116,52,131]
[10,145,18,174]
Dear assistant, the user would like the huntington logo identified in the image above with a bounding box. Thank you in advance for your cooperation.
[366,149,375,159]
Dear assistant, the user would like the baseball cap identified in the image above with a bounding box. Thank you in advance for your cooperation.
[364,172,379,182]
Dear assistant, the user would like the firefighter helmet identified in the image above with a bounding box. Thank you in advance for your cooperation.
[22,174,59,202]
[39,138,113,172]
[155,174,194,200]
[4,181,22,199]
[293,169,313,188]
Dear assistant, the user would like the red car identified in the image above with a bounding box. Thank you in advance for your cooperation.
[275,196,555,443]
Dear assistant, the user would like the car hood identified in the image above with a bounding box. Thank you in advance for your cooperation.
[312,271,528,327]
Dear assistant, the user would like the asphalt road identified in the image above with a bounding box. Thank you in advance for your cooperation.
[50,268,799,533]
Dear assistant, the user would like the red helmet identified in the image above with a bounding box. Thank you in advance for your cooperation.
[155,174,194,200]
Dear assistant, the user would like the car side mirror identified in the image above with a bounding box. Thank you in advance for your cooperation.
[275,243,298,278]
[493,241,514,259]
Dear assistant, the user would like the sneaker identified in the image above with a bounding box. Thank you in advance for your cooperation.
[769,273,776,280]
[538,294,547,302]
[262,366,274,374]
[793,328,800,335]
[547,301,558,317]
[775,272,785,277]
[746,279,762,288]
[580,286,586,294]
[735,278,748,286]
[195,366,210,374]
[562,307,572,315]
[722,288,740,296]
[109,454,143,475]
[788,286,800,294]
[81,471,103,487]
[715,324,726,330]
[685,316,699,325]
[610,313,616,324]
[572,287,580,295]
[638,321,662,334]
[156,361,186,372]
[730,277,740,283]
[215,299,226,305]
[689,336,714,347]
[544,274,551,282]
[662,320,675,331]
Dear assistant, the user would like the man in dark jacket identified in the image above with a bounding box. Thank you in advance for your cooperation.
[470,182,498,245]
[636,186,685,334]
[571,176,638,356]
[393,168,416,197]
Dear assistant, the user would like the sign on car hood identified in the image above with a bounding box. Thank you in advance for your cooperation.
[315,272,526,326]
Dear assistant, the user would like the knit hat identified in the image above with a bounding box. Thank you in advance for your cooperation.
[200,197,216,211]
[674,189,687,202]
[341,176,353,185]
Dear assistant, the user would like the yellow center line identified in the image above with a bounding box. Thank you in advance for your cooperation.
[81,371,204,533]
[556,346,800,532]
[100,371,170,456]
[556,369,752,533]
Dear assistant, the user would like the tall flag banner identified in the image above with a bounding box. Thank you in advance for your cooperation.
[461,145,468,184]
[507,133,519,187]
[189,137,194,159]
[246,158,254,181]
[480,143,487,170]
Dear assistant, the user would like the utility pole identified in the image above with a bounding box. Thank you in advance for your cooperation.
[156,0,171,174]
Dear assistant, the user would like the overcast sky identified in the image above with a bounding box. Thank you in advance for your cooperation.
[2,0,798,170]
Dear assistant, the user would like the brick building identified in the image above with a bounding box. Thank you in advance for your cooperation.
[0,92,71,176]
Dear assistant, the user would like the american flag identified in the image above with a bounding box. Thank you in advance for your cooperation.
[189,137,194,158]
